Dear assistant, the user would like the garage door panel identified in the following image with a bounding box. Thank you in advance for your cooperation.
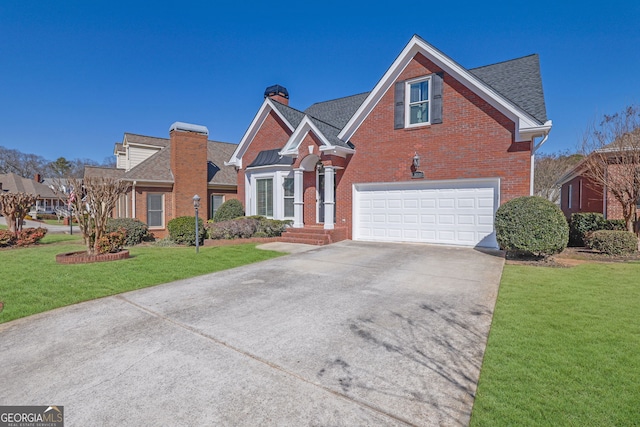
[354,179,499,248]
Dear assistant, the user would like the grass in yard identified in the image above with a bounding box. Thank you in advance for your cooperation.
[0,241,284,324]
[471,262,640,426]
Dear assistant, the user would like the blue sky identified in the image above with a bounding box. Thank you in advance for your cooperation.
[1,1,639,163]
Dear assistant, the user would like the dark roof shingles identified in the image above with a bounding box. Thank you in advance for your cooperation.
[469,54,547,124]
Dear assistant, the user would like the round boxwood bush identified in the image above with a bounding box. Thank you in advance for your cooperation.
[569,212,606,246]
[106,218,149,246]
[213,199,245,222]
[585,230,638,255]
[495,196,569,257]
[167,216,205,246]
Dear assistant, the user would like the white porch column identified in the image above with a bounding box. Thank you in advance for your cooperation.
[324,165,335,230]
[293,168,304,228]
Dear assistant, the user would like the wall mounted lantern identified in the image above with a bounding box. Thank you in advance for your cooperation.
[412,152,424,179]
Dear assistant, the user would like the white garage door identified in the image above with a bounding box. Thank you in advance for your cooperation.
[353,178,499,248]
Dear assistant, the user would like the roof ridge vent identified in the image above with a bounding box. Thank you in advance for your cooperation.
[170,122,209,136]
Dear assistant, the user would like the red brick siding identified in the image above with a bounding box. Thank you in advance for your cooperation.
[131,185,173,238]
[560,176,604,219]
[237,110,293,210]
[170,129,208,219]
[240,53,536,238]
[334,53,531,238]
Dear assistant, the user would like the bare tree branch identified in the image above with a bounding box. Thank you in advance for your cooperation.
[535,151,583,203]
[581,105,640,232]
[53,177,128,255]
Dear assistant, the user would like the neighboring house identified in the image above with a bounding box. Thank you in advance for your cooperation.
[227,35,552,248]
[87,122,238,237]
[0,172,62,217]
[558,148,640,222]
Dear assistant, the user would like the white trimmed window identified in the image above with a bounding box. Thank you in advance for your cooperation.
[256,178,273,217]
[147,193,164,228]
[211,195,224,219]
[406,77,431,126]
[283,178,294,218]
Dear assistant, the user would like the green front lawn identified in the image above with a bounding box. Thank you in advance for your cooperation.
[0,239,284,324]
[471,262,640,426]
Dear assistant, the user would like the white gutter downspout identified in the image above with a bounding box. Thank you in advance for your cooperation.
[132,181,137,219]
[530,133,550,195]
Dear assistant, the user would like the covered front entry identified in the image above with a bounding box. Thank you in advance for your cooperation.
[293,155,337,230]
[353,178,500,248]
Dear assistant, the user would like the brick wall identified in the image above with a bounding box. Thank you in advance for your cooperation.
[240,53,537,238]
[237,110,293,209]
[170,129,208,219]
[560,176,604,219]
[133,185,173,238]
[334,53,531,238]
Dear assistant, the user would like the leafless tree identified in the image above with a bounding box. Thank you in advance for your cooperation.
[581,105,640,233]
[534,151,583,203]
[54,177,128,255]
[0,192,39,235]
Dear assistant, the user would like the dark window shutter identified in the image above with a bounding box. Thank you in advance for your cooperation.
[394,81,405,129]
[431,73,443,124]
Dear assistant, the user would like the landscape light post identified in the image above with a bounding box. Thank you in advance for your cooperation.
[193,194,201,253]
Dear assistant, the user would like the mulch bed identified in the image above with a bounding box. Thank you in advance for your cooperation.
[506,246,640,267]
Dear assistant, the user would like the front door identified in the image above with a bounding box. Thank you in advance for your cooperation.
[317,165,325,223]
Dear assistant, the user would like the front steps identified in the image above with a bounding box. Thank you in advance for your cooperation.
[280,226,348,246]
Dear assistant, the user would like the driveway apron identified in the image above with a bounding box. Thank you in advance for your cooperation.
[0,241,504,426]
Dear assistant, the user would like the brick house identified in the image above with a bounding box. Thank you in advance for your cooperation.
[226,35,552,248]
[558,149,640,225]
[86,122,237,238]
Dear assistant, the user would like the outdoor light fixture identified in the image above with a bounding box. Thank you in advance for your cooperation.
[412,152,424,179]
[193,194,201,253]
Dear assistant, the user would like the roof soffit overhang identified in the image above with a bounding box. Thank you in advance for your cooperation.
[279,116,355,159]
[226,98,295,168]
[338,35,552,143]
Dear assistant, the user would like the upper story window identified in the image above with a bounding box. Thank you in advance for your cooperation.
[407,77,431,126]
[394,73,443,130]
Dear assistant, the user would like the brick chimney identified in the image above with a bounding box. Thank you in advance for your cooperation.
[34,173,42,183]
[169,122,209,219]
[264,84,289,106]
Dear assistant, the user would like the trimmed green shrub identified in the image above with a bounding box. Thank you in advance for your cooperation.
[585,230,638,255]
[167,216,205,246]
[213,199,245,222]
[207,218,259,240]
[495,196,569,257]
[205,217,292,239]
[255,218,292,237]
[605,219,626,231]
[569,212,606,246]
[106,218,149,246]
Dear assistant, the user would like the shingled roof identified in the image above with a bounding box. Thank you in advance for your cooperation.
[470,54,547,124]
[304,92,370,129]
[0,172,58,198]
[123,133,170,148]
[115,138,237,185]
[84,166,126,179]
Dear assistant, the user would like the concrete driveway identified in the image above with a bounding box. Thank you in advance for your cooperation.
[0,241,504,426]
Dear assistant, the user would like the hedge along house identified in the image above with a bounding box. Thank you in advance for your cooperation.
[226,35,552,248]
[85,122,238,238]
